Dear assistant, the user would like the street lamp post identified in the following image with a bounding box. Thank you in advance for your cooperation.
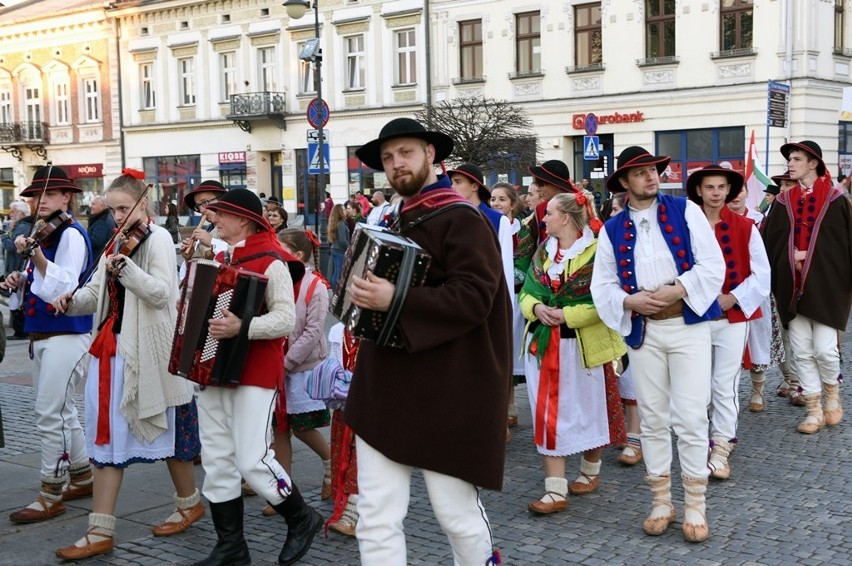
[284,0,324,234]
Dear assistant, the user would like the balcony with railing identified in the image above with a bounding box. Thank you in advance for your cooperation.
[0,121,49,160]
[226,92,287,132]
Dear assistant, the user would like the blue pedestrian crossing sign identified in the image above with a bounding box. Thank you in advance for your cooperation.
[307,129,330,174]
[583,135,600,161]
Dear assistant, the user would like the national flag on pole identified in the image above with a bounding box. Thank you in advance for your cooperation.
[744,130,772,210]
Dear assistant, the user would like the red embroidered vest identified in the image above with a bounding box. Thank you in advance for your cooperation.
[717,207,761,323]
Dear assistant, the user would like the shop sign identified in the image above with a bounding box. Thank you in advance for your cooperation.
[218,151,246,164]
[67,163,103,178]
[572,111,644,130]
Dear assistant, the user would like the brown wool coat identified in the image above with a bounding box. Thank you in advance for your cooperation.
[344,204,513,491]
[763,189,852,330]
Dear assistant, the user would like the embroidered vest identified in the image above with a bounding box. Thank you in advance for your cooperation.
[717,207,761,324]
[605,194,721,348]
[24,220,94,334]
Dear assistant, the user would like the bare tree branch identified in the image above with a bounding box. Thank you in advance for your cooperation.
[416,96,540,178]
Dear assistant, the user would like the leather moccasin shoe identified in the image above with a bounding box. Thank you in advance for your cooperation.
[62,482,93,502]
[151,502,205,537]
[568,475,600,495]
[55,530,113,561]
[528,496,568,515]
[10,497,65,524]
[328,518,357,537]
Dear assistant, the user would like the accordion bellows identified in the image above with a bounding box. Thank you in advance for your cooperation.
[330,224,430,347]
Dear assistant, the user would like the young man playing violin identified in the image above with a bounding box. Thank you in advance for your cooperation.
[1,166,95,524]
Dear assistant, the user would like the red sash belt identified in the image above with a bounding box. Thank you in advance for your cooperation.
[88,317,117,445]
[531,326,560,450]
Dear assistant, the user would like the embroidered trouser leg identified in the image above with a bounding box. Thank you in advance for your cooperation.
[708,319,748,441]
[32,334,90,479]
[628,318,712,479]
[355,436,494,566]
[198,385,292,504]
[787,315,841,395]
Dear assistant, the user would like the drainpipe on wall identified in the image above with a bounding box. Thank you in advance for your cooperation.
[785,0,793,144]
[113,14,126,169]
[424,0,432,129]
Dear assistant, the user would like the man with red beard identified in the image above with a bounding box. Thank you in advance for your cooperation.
[762,141,852,434]
[345,117,511,565]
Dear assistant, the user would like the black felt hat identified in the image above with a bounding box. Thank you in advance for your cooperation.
[355,118,454,171]
[206,188,269,230]
[606,146,671,193]
[447,163,491,203]
[20,165,81,196]
[528,160,574,193]
[768,170,792,193]
[183,180,227,211]
[685,165,745,205]
[780,140,826,177]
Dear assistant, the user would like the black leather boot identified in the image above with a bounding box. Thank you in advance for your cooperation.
[272,485,323,566]
[192,497,251,566]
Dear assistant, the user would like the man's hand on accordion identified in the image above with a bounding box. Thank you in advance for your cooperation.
[349,272,394,313]
[208,308,242,339]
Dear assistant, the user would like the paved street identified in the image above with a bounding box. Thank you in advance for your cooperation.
[0,305,850,565]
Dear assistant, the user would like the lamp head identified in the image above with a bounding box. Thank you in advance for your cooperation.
[283,0,309,19]
[298,38,321,61]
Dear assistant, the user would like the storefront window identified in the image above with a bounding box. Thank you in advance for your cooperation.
[655,127,745,194]
[143,154,201,215]
[347,146,386,195]
[295,148,329,230]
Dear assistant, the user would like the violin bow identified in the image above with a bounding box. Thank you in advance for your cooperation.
[26,161,53,241]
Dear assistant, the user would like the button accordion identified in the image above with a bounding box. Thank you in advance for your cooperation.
[169,259,268,387]
[330,224,430,348]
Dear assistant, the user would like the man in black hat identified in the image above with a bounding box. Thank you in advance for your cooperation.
[514,160,576,281]
[191,188,321,566]
[591,146,724,543]
[2,166,95,524]
[686,166,770,480]
[180,179,227,265]
[448,163,514,296]
[763,140,852,434]
[345,117,510,565]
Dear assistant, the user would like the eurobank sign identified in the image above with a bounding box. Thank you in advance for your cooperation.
[571,111,645,130]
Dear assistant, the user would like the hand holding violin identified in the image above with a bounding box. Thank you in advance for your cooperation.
[106,253,130,277]
[0,271,23,291]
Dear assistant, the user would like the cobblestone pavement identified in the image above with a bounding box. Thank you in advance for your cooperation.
[0,314,850,565]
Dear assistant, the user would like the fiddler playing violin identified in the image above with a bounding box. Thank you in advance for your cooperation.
[52,170,204,561]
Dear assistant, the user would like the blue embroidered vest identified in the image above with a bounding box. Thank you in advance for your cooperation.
[24,219,94,334]
[604,194,721,348]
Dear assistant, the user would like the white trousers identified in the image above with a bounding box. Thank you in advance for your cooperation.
[708,319,748,441]
[198,385,292,504]
[628,318,712,479]
[787,315,841,395]
[31,334,90,479]
[355,436,494,566]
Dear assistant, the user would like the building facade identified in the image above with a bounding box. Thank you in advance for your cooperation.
[0,0,120,213]
[1,0,850,221]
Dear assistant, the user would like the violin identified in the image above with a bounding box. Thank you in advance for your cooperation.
[22,210,74,258]
[107,220,152,277]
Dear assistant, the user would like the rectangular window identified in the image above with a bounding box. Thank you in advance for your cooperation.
[655,127,745,194]
[24,87,42,139]
[298,42,316,94]
[836,0,845,51]
[54,81,69,125]
[575,3,602,66]
[395,29,417,85]
[459,20,483,79]
[646,0,676,58]
[178,57,196,106]
[345,35,365,90]
[0,90,11,124]
[516,11,541,73]
[258,46,277,91]
[143,154,201,215]
[219,52,237,102]
[140,63,156,109]
[721,0,753,51]
[83,78,100,122]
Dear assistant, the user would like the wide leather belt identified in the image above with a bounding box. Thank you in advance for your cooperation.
[29,331,80,342]
[647,299,684,321]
